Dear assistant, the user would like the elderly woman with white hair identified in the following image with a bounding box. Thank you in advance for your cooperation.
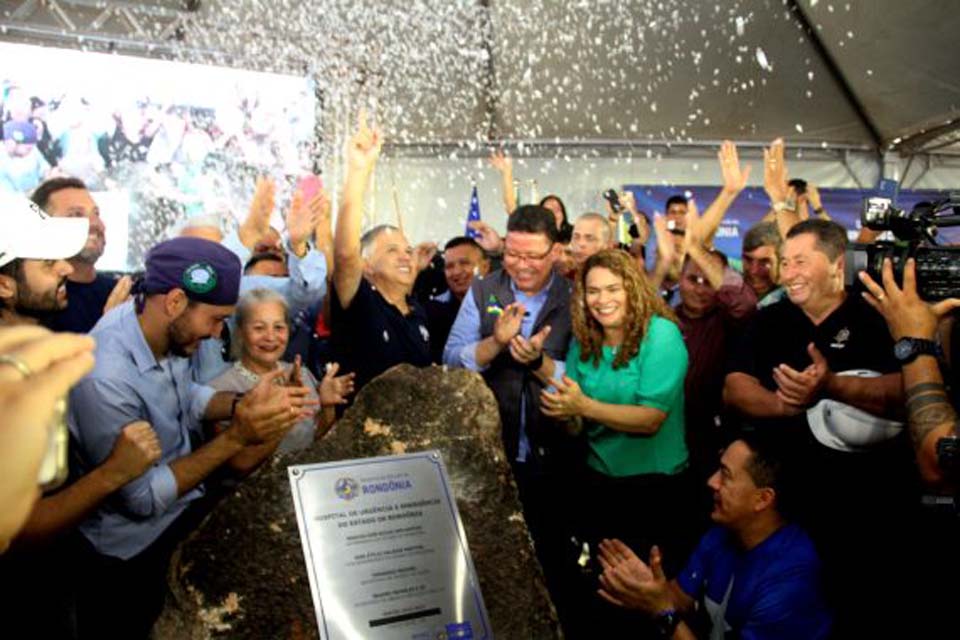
[209,288,354,461]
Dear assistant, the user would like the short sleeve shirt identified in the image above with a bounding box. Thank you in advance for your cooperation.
[728,295,898,389]
[565,315,689,477]
[331,278,432,390]
[677,524,832,640]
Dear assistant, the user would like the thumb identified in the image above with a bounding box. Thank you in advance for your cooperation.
[561,375,576,389]
[807,342,826,366]
[650,545,666,582]
[932,298,960,319]
[532,325,552,347]
[258,368,287,388]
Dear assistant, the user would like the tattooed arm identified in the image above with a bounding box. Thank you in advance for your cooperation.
[903,360,957,485]
[858,257,960,486]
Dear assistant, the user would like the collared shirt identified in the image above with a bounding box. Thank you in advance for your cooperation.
[443,276,566,462]
[69,301,216,560]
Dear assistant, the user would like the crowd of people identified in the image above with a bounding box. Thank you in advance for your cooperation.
[0,112,958,640]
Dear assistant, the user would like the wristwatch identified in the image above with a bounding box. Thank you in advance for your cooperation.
[893,337,943,364]
[654,608,681,638]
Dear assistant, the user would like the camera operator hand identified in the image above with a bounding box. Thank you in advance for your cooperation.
[859,257,960,486]
[858,257,960,340]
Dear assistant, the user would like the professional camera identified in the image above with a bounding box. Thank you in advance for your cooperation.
[844,194,960,301]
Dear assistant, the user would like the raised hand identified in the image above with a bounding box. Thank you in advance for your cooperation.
[103,275,133,315]
[346,109,382,176]
[285,189,317,256]
[318,362,356,407]
[468,220,504,254]
[763,138,788,205]
[415,242,439,272]
[240,176,276,249]
[653,213,676,267]
[719,139,751,195]
[860,257,960,341]
[489,149,513,174]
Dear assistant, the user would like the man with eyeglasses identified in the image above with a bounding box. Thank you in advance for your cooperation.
[443,204,577,629]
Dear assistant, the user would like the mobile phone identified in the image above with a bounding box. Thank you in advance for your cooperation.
[603,189,622,214]
[296,174,323,201]
[37,397,69,491]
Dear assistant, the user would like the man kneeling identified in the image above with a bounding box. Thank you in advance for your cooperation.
[597,433,832,640]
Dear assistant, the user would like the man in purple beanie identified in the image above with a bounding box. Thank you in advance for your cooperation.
[68,236,317,639]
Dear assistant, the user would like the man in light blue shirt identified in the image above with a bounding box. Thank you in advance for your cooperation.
[69,236,314,638]
[443,205,577,630]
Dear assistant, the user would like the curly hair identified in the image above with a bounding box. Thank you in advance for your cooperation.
[572,249,677,369]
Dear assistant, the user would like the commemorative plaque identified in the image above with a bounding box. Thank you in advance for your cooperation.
[289,451,492,640]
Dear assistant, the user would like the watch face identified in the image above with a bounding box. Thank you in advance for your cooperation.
[894,339,915,361]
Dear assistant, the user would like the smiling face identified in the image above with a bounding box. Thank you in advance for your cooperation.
[742,245,779,298]
[503,231,557,294]
[44,187,106,264]
[0,259,74,314]
[584,266,628,336]
[167,298,235,358]
[443,243,487,300]
[364,228,416,289]
[239,300,290,370]
[780,232,842,312]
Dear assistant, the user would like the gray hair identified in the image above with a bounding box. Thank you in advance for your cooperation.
[575,212,612,244]
[230,288,291,360]
[743,221,782,254]
[360,224,401,259]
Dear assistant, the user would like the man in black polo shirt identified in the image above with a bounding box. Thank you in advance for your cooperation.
[723,219,918,638]
[331,114,431,390]
[34,177,131,333]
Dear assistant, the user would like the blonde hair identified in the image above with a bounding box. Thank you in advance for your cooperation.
[571,249,677,369]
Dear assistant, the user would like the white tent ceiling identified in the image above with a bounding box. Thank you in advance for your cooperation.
[1,0,958,154]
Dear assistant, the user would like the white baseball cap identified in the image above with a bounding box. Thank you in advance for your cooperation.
[0,193,89,268]
[806,370,904,452]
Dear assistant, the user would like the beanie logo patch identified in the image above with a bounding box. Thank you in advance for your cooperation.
[183,263,218,294]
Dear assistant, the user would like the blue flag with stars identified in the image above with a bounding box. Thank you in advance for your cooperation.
[465,185,482,239]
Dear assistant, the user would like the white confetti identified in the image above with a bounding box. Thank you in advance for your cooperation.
[795,123,804,133]
[755,47,772,72]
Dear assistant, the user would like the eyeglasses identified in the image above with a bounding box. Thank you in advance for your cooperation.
[504,243,554,264]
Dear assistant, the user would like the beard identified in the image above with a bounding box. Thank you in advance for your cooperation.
[77,235,105,264]
[15,277,68,317]
[167,315,199,358]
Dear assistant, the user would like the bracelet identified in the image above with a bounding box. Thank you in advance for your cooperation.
[772,201,787,213]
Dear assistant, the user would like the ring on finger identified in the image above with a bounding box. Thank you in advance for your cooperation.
[0,354,33,379]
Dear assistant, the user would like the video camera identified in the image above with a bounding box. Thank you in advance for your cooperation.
[845,194,960,301]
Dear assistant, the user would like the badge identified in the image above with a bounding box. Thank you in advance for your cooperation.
[182,262,218,294]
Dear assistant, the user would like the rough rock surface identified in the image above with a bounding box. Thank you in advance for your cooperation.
[156,364,562,639]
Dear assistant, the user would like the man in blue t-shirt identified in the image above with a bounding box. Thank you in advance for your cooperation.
[597,432,832,639]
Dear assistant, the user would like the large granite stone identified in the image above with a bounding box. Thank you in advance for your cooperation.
[156,364,562,639]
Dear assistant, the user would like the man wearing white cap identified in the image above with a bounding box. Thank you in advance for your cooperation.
[0,193,89,327]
